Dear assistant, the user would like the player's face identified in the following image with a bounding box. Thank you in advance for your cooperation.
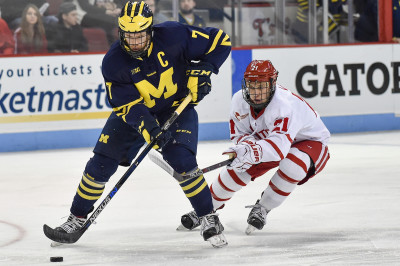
[124,31,150,51]
[246,80,271,105]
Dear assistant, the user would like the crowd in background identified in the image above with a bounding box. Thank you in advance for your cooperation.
[0,0,399,56]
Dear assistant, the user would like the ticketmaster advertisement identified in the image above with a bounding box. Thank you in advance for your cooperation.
[0,54,231,151]
[0,54,109,134]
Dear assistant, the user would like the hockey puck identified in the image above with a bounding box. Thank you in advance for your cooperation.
[50,256,63,262]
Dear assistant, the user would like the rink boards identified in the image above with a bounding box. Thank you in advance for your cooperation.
[0,43,399,151]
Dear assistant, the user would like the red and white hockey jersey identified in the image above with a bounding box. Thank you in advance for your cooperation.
[229,84,331,163]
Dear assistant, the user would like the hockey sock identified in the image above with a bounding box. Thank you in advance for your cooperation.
[70,172,106,217]
[210,168,252,210]
[179,172,213,217]
[70,153,118,217]
[259,148,311,210]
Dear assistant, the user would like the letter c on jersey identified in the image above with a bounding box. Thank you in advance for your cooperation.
[157,52,168,67]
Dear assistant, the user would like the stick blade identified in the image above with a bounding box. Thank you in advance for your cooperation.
[148,150,178,179]
[43,224,83,244]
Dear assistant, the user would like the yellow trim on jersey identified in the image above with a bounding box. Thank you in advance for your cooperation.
[82,174,104,188]
[328,23,336,32]
[147,42,153,56]
[79,182,104,194]
[185,182,208,198]
[112,97,144,122]
[77,188,102,200]
[221,34,231,46]
[106,82,113,99]
[180,175,204,190]
[297,12,307,19]
[206,30,223,55]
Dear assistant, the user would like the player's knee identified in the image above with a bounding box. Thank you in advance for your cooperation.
[84,153,119,183]
[279,148,311,181]
[162,145,197,173]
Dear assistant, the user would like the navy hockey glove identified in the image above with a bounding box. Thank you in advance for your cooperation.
[186,62,213,103]
[138,116,172,150]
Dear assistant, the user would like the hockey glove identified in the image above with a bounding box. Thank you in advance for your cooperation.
[222,140,263,172]
[138,116,172,150]
[186,62,213,103]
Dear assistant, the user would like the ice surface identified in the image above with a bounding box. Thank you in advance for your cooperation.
[1,131,399,265]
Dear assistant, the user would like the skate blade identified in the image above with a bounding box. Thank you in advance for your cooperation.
[207,234,228,248]
[50,241,63,247]
[245,224,257,235]
[176,224,190,231]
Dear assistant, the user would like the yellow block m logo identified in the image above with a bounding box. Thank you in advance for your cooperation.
[99,134,109,144]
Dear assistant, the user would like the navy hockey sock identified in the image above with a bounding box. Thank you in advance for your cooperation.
[179,173,213,217]
[70,153,118,217]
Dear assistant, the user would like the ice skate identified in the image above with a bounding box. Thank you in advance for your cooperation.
[245,200,269,235]
[200,213,227,248]
[176,210,202,231]
[50,214,86,247]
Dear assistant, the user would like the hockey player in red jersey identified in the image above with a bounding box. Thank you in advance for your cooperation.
[179,60,330,235]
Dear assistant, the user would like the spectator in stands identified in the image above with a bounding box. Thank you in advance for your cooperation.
[0,0,57,30]
[97,0,121,14]
[179,0,205,27]
[0,18,14,55]
[292,0,346,44]
[354,0,378,42]
[47,2,88,53]
[144,0,169,24]
[69,0,120,45]
[14,3,47,54]
[393,0,400,43]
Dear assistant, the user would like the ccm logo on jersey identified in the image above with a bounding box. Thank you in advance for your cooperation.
[235,112,249,121]
[131,67,140,75]
[186,69,212,76]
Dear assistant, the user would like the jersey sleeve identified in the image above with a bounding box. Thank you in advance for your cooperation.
[171,22,231,74]
[102,57,152,130]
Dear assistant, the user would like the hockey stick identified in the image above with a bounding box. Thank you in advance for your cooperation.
[148,149,234,182]
[43,94,193,244]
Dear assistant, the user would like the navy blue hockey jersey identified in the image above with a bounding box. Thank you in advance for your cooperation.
[101,21,231,130]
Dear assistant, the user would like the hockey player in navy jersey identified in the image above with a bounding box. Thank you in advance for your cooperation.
[48,0,231,248]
